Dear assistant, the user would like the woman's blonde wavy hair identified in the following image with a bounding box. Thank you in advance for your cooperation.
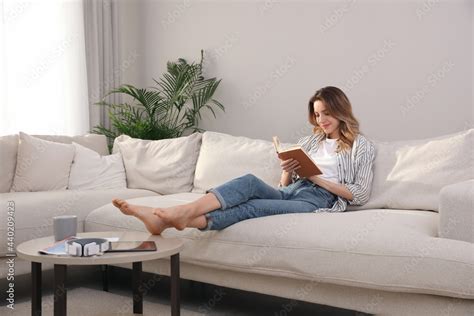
[308,86,360,153]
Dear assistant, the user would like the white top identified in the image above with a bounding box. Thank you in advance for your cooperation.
[294,133,376,212]
[309,137,339,184]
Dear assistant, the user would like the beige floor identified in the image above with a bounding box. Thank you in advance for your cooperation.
[3,287,203,316]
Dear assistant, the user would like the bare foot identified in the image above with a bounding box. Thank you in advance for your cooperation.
[112,198,171,235]
[112,198,146,216]
[154,204,196,231]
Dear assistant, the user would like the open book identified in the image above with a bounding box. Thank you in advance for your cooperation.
[272,136,322,178]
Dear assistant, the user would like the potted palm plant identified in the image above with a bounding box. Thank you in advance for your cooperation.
[92,50,224,147]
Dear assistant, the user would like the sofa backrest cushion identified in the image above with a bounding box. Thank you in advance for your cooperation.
[192,131,289,193]
[347,128,473,212]
[35,134,109,156]
[0,133,109,193]
[113,132,202,194]
[0,134,19,193]
[68,142,127,190]
[11,132,75,192]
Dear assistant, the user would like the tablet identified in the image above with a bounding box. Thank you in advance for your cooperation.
[107,241,157,252]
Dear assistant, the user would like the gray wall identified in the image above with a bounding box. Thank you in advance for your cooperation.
[116,0,473,143]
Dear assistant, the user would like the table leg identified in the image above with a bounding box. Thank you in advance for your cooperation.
[54,264,67,316]
[132,262,143,314]
[170,253,180,316]
[32,262,42,316]
[101,265,108,292]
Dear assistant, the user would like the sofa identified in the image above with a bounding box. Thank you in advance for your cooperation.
[1,129,473,315]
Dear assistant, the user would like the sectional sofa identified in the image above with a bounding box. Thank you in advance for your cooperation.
[1,129,473,315]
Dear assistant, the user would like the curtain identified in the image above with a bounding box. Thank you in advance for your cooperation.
[0,0,90,136]
[83,0,121,132]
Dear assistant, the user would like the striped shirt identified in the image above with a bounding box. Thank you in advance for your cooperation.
[290,132,376,213]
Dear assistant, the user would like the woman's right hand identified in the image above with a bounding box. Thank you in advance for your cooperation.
[280,158,301,173]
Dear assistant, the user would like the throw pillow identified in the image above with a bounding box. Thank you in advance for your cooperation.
[11,132,75,192]
[347,128,473,212]
[1,133,109,193]
[113,132,202,194]
[192,131,285,193]
[68,142,126,190]
[35,134,109,155]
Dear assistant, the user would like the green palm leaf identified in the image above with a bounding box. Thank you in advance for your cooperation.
[92,50,224,148]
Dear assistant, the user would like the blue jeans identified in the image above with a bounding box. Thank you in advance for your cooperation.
[199,173,337,231]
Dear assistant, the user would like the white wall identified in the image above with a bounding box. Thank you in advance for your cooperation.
[116,0,473,143]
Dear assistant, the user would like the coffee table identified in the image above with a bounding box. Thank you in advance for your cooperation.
[16,231,184,316]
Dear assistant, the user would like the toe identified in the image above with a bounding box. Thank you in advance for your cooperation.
[114,198,124,205]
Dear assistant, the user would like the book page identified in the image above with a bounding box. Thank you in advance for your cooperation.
[272,136,281,152]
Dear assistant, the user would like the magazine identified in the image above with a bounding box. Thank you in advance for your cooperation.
[38,236,78,255]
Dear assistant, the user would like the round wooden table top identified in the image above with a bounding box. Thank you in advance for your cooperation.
[16,231,184,265]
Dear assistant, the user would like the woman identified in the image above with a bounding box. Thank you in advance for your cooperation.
[112,86,376,234]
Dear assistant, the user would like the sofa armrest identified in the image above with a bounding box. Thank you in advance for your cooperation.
[438,180,473,243]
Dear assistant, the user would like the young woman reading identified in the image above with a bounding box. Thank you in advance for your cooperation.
[112,86,376,234]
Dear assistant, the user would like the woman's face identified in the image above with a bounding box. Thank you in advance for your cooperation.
[313,100,341,139]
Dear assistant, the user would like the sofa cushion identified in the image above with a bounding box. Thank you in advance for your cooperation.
[68,142,126,190]
[438,179,474,243]
[113,133,202,194]
[33,134,109,156]
[0,188,158,256]
[11,132,75,192]
[0,134,19,193]
[347,128,473,212]
[0,133,109,193]
[192,131,290,193]
[85,194,474,299]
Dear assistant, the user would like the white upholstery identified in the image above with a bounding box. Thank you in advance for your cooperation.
[2,129,473,314]
[132,260,474,316]
[439,180,474,243]
[32,134,109,156]
[84,194,474,300]
[68,142,126,190]
[0,133,109,193]
[192,131,285,193]
[11,132,75,192]
[0,134,19,193]
[348,129,473,212]
[113,133,202,194]
[0,189,158,256]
